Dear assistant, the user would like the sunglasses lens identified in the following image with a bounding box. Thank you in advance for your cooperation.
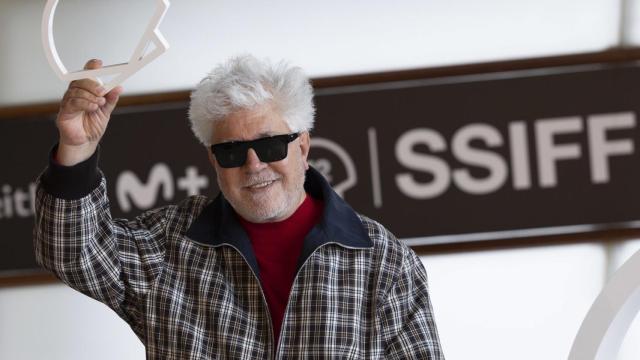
[253,137,288,163]
[213,143,247,168]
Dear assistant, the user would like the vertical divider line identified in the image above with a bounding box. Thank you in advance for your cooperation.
[368,127,383,208]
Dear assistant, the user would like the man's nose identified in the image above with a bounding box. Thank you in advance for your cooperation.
[244,148,267,171]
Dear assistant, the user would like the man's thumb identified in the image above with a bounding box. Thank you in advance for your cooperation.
[103,86,123,115]
[84,58,102,70]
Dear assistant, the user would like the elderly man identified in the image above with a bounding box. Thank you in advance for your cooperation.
[34,55,444,359]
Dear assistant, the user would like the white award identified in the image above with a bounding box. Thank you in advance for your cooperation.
[42,0,170,92]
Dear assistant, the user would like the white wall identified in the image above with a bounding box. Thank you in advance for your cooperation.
[0,0,620,106]
[623,0,640,45]
[2,0,640,359]
[424,244,607,360]
[0,284,145,360]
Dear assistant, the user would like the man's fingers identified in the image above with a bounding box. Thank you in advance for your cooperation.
[64,59,121,116]
[64,97,100,114]
[63,87,106,106]
[86,111,104,141]
[65,59,105,98]
[69,79,105,97]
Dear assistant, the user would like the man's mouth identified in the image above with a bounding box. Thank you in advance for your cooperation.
[245,179,277,190]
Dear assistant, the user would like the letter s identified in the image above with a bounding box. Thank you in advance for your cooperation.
[452,124,507,195]
[395,129,450,199]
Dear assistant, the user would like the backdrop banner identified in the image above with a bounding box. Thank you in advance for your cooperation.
[3,64,640,275]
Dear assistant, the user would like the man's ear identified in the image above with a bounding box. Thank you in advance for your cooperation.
[299,131,311,170]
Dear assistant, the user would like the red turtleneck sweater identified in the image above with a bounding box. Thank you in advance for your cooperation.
[237,194,324,348]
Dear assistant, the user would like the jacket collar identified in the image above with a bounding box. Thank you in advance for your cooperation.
[185,166,373,275]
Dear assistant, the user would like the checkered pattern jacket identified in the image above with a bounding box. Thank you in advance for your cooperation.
[34,149,444,359]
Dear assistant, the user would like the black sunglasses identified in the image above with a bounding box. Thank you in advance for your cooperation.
[211,133,300,168]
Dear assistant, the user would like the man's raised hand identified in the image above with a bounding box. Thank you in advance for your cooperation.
[55,59,123,166]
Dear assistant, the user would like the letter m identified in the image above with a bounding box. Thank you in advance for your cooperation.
[116,163,175,212]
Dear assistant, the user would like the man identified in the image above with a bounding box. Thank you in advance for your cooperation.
[34,55,444,359]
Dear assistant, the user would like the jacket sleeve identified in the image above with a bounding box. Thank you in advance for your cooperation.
[33,147,168,336]
[378,247,445,359]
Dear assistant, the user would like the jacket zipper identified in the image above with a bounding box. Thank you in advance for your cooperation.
[274,242,366,359]
[222,244,275,360]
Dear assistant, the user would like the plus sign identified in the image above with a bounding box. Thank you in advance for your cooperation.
[177,166,209,196]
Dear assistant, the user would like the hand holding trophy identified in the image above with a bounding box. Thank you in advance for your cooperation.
[55,59,123,166]
[41,0,170,165]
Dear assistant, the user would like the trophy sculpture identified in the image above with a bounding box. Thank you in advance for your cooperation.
[42,0,170,92]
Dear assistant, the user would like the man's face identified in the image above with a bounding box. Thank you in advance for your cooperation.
[208,103,310,223]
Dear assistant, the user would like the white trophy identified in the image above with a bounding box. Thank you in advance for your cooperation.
[42,0,170,92]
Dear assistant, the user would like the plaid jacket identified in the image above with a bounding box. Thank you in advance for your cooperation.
[34,149,444,359]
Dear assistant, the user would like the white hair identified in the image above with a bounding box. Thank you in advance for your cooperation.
[188,55,315,146]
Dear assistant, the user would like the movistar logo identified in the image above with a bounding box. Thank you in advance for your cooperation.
[116,163,174,212]
[115,163,210,212]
